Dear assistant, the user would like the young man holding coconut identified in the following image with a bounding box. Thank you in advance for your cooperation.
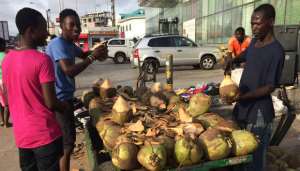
[46,9,108,171]
[225,4,284,171]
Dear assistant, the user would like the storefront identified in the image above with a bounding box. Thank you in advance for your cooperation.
[139,0,300,44]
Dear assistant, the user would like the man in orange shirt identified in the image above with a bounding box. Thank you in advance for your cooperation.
[228,27,251,58]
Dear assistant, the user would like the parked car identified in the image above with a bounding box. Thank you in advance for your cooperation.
[107,38,135,64]
[130,35,221,73]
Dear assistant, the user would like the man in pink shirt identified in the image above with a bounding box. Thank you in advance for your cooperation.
[2,8,66,171]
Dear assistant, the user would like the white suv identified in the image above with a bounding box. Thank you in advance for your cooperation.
[130,35,221,73]
[107,38,135,64]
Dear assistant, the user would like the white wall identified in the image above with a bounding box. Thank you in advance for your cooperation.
[119,17,145,39]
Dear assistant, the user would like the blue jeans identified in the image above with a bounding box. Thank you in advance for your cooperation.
[235,110,272,171]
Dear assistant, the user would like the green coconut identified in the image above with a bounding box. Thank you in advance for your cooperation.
[187,93,212,117]
[112,139,139,170]
[231,130,259,156]
[137,142,167,171]
[99,122,122,150]
[89,97,103,119]
[111,96,132,125]
[199,128,231,160]
[158,135,175,159]
[174,137,203,166]
[81,90,97,108]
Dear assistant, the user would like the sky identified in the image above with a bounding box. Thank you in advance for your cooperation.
[0,0,139,35]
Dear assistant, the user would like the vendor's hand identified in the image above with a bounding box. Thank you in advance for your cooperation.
[91,42,108,61]
[222,92,240,105]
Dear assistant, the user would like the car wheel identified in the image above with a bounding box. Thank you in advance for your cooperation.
[114,53,126,64]
[200,55,215,70]
[142,59,159,74]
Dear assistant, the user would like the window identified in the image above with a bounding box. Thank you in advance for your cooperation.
[108,39,125,45]
[148,37,174,47]
[83,19,87,23]
[126,25,128,31]
[224,0,242,10]
[285,0,300,25]
[242,3,254,36]
[174,37,196,47]
[129,24,131,31]
[270,0,286,24]
[88,18,92,22]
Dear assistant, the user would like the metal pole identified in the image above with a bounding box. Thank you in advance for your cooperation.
[46,9,50,33]
[165,54,174,91]
[111,0,116,27]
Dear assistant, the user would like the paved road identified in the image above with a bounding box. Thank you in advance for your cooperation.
[75,59,224,97]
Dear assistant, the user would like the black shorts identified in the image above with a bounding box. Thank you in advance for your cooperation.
[19,137,63,171]
[55,100,75,151]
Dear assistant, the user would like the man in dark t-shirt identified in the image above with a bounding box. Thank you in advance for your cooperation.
[225,4,284,171]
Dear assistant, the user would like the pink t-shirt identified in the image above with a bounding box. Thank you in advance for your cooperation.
[2,49,62,148]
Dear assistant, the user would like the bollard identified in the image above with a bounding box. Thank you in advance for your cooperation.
[165,54,174,91]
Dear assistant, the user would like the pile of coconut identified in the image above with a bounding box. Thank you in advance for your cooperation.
[82,80,258,171]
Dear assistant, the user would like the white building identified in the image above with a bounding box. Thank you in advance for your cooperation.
[118,9,145,39]
[81,11,113,34]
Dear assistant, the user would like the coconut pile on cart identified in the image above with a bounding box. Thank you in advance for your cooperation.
[81,78,258,171]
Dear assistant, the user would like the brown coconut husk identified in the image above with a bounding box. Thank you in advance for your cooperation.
[196,113,225,129]
[215,119,240,133]
[219,75,239,102]
[199,128,231,161]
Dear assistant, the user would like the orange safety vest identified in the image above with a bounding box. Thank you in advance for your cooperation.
[228,36,251,57]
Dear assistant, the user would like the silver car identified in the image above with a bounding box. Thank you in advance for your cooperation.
[130,35,221,73]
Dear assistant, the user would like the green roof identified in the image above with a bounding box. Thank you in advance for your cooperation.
[120,9,145,20]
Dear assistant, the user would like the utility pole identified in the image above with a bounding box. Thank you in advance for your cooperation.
[111,0,116,27]
[46,9,51,33]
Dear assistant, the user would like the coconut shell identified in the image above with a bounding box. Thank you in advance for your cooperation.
[187,93,211,117]
[112,142,139,170]
[182,123,205,139]
[112,96,130,113]
[99,122,122,150]
[174,137,203,166]
[215,120,239,133]
[111,109,132,125]
[219,75,239,101]
[137,143,167,171]
[199,128,231,160]
[231,130,258,156]
[100,79,113,99]
[197,113,225,129]
[178,107,193,123]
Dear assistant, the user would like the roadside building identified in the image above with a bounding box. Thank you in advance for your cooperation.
[118,9,146,39]
[139,0,300,44]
